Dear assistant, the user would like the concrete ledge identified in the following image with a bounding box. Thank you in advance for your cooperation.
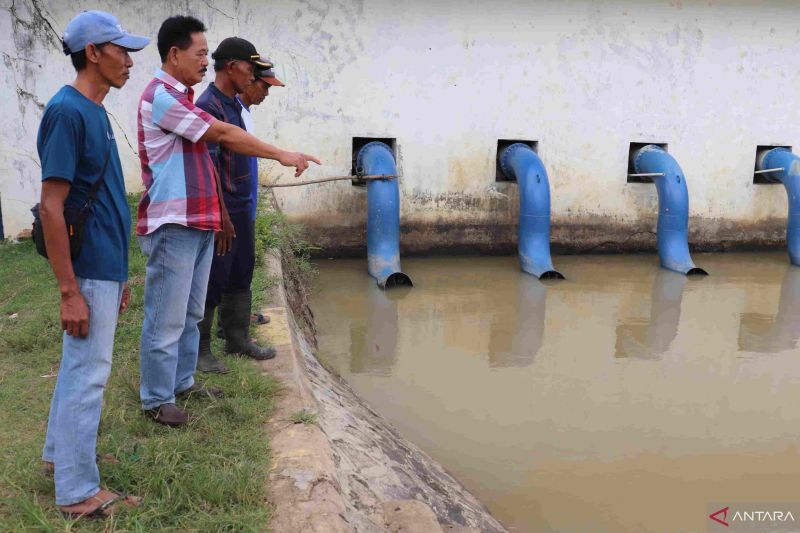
[255,252,506,533]
[296,216,790,258]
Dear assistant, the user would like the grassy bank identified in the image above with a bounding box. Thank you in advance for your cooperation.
[0,196,299,532]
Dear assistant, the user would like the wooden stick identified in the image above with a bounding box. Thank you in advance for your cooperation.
[262,174,399,188]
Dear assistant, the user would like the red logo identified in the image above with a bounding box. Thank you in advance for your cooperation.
[710,507,730,527]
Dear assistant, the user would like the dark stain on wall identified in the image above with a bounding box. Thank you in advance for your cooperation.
[294,212,789,258]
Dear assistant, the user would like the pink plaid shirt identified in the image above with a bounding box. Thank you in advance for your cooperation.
[136,70,221,235]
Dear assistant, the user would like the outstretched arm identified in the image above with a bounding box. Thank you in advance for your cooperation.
[200,121,321,177]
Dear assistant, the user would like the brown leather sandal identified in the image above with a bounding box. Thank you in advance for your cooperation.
[59,490,141,520]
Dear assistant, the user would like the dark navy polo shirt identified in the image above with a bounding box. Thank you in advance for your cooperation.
[196,83,253,215]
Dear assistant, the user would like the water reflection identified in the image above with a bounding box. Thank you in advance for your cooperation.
[738,267,800,353]
[350,286,410,375]
[614,270,687,359]
[488,279,547,368]
[314,254,800,533]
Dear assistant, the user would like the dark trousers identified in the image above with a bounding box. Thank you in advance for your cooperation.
[206,210,255,307]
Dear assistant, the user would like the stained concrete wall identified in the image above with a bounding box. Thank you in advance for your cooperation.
[2,0,800,254]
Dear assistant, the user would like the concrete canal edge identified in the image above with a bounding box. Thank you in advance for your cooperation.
[252,251,507,533]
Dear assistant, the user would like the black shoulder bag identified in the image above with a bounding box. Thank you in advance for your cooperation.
[30,142,112,260]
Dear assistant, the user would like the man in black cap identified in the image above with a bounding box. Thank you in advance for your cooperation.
[195,37,277,373]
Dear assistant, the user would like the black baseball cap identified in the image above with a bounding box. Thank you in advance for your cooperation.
[211,37,271,68]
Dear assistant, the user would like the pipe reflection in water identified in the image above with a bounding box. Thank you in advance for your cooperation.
[615,270,688,359]
[738,267,800,353]
[488,278,548,368]
[349,285,410,375]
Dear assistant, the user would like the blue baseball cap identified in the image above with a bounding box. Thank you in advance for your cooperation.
[62,10,150,55]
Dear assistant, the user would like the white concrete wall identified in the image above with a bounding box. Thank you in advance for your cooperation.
[2,0,799,251]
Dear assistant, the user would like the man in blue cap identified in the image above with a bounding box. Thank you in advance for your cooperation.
[37,10,148,519]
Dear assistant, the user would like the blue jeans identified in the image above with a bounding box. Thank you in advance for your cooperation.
[138,224,214,410]
[42,278,124,506]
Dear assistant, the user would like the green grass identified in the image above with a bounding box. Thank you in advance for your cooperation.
[254,208,317,282]
[253,205,318,337]
[0,195,285,532]
[288,410,318,426]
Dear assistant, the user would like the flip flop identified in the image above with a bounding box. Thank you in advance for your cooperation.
[59,490,141,520]
[251,313,270,325]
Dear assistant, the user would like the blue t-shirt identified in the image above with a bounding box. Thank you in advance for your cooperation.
[36,85,131,281]
[196,83,253,215]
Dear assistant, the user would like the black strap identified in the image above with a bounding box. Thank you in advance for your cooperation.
[86,114,113,206]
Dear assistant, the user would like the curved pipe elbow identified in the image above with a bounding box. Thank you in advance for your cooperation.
[759,148,800,267]
[633,145,708,276]
[499,143,564,280]
[356,141,412,289]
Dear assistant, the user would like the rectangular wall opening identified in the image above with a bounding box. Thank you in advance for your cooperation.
[754,145,792,184]
[351,137,396,186]
[627,142,668,183]
[496,139,538,182]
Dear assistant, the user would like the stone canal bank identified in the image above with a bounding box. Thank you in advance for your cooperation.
[253,252,506,533]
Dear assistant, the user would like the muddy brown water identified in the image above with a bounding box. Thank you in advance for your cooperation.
[310,253,800,533]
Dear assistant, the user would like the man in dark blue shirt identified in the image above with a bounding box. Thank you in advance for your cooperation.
[37,10,148,519]
[195,37,277,373]
[234,61,285,330]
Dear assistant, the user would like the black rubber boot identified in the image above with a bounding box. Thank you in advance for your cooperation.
[220,291,276,360]
[197,305,229,373]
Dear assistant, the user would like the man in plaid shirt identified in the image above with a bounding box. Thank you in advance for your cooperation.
[136,15,320,427]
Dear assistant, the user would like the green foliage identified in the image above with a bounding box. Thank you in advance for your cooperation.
[289,410,318,426]
[253,201,317,286]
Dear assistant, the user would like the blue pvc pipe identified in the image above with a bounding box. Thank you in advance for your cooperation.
[356,141,412,289]
[632,145,707,276]
[758,147,800,266]
[499,143,563,279]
